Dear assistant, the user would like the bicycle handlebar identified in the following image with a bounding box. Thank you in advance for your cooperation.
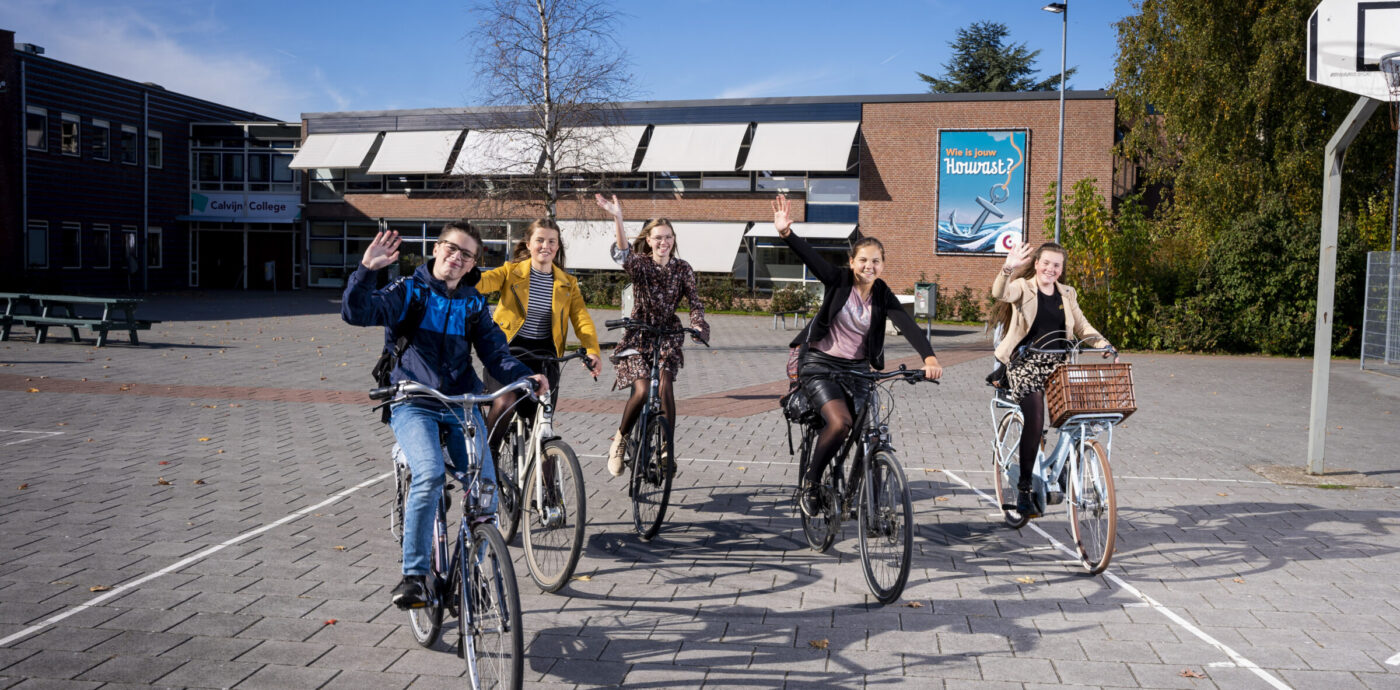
[508,345,592,364]
[367,378,537,406]
[604,317,709,346]
[800,364,939,385]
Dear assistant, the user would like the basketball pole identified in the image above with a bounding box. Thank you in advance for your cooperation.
[1308,96,1379,475]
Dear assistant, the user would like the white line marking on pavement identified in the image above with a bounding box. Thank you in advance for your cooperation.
[0,429,64,446]
[951,468,1275,485]
[941,469,1293,690]
[0,470,393,649]
[1386,651,1400,666]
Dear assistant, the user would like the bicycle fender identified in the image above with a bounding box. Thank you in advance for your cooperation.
[540,434,563,445]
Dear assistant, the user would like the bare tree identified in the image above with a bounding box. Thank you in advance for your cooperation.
[467,0,636,219]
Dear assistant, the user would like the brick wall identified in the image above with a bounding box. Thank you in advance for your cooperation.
[859,97,1115,295]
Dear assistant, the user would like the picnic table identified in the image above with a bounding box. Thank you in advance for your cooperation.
[0,293,159,346]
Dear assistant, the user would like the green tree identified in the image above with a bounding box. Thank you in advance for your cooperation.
[919,21,1076,93]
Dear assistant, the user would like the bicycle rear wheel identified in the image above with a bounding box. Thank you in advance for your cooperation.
[797,428,839,553]
[858,451,914,604]
[631,415,674,541]
[523,440,586,592]
[391,461,409,546]
[461,524,523,690]
[494,426,525,544]
[992,411,1029,529]
[1068,439,1116,574]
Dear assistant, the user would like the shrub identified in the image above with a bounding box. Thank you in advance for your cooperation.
[770,283,815,314]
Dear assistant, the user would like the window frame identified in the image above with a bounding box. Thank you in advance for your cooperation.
[27,220,50,268]
[60,113,80,157]
[120,125,139,165]
[146,227,163,269]
[93,224,112,269]
[90,119,111,161]
[60,222,82,269]
[146,130,163,169]
[26,106,48,151]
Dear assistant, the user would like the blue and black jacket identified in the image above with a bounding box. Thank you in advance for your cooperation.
[342,260,532,400]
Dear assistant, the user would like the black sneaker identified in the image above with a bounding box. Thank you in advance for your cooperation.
[798,483,822,517]
[1015,489,1040,519]
[391,575,428,609]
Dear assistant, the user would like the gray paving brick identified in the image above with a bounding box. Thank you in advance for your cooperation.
[1051,659,1136,687]
[231,663,337,690]
[73,655,184,685]
[320,669,415,690]
[155,660,260,689]
[0,651,107,680]
[234,639,332,666]
[308,645,405,673]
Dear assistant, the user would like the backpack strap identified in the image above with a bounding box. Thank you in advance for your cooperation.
[374,280,431,423]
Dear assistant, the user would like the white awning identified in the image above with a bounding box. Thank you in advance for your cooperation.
[747,223,857,240]
[638,123,749,172]
[289,132,382,170]
[557,220,643,270]
[451,129,541,175]
[366,130,465,175]
[670,222,751,273]
[742,121,860,172]
[555,126,647,173]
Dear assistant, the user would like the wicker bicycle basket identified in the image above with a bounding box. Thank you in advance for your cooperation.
[1045,362,1136,427]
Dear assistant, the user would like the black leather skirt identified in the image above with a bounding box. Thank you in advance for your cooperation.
[798,349,870,412]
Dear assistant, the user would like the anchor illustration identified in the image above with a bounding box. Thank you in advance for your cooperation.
[946,182,1010,238]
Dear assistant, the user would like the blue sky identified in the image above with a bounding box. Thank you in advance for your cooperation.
[2,0,1133,121]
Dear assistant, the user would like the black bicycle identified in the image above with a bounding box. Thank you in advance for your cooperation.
[792,366,933,604]
[374,379,530,690]
[603,317,708,540]
[491,346,591,592]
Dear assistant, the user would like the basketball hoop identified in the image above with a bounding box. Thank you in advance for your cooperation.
[1382,51,1400,131]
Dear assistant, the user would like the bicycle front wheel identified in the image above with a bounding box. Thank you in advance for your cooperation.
[857,451,914,605]
[523,440,587,592]
[391,461,409,547]
[1068,439,1117,575]
[631,415,674,541]
[992,411,1029,529]
[494,428,525,544]
[461,524,523,690]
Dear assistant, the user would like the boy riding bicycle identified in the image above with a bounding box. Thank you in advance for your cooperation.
[342,221,547,610]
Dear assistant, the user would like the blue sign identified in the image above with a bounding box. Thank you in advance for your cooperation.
[936,129,1028,255]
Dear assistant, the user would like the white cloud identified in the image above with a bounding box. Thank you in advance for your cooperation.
[716,71,832,100]
[2,2,308,119]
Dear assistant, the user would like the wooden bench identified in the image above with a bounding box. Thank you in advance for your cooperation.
[0,293,159,346]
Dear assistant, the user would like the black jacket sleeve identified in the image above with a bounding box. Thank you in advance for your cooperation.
[883,287,936,360]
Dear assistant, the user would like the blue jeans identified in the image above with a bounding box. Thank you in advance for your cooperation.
[389,402,496,576]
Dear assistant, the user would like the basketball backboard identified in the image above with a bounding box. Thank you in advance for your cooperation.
[1307,0,1400,100]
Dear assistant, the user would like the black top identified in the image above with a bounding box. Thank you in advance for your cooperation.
[782,231,935,370]
[1019,286,1066,350]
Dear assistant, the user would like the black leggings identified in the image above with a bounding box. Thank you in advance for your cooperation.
[619,372,675,436]
[805,399,853,486]
[1017,391,1045,492]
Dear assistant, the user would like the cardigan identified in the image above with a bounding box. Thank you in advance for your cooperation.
[990,271,1107,364]
[782,231,935,370]
[474,260,601,358]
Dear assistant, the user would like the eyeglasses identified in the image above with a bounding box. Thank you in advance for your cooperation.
[437,240,477,262]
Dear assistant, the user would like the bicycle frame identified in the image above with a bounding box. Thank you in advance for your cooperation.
[803,375,896,519]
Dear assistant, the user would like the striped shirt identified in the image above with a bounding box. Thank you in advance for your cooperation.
[517,268,554,340]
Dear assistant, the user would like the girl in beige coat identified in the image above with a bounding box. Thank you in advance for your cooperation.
[990,241,1114,518]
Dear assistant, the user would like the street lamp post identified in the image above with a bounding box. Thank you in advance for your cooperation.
[1043,2,1067,244]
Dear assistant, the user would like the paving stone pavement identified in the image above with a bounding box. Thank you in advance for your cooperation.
[1,290,1399,689]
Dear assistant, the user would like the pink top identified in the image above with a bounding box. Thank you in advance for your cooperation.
[813,288,872,360]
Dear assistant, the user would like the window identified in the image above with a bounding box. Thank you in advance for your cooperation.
[476,222,511,268]
[653,173,702,192]
[221,151,244,186]
[60,113,80,156]
[120,125,138,164]
[807,178,859,204]
[27,221,49,268]
[700,172,751,191]
[93,224,111,269]
[345,170,383,192]
[756,172,806,193]
[61,222,82,268]
[26,107,47,151]
[146,227,163,268]
[146,130,162,168]
[90,119,110,160]
[310,168,346,200]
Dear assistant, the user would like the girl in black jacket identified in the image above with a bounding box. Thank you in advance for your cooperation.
[771,195,943,515]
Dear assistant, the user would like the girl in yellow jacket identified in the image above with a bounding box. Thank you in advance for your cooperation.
[990,240,1114,518]
[476,219,602,449]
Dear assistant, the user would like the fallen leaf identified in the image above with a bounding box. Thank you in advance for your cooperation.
[51,580,71,585]
[158,461,169,465]
[80,378,87,382]
[320,377,327,381]
[323,618,337,625]
[17,484,28,490]
[204,405,217,409]
[808,639,829,650]
[216,449,225,454]
[309,337,315,342]
[229,404,241,408]
[1179,669,1207,679]
[192,479,205,485]
[935,496,949,502]
[85,438,93,442]
[572,574,592,581]
[1015,576,1036,584]
[1217,492,1228,497]
[198,437,211,442]
[1232,577,1245,584]
[333,545,346,551]
[903,601,924,608]
[89,585,111,592]
[118,386,130,392]
[56,422,67,427]
[736,466,746,471]
[156,478,172,486]
[26,388,39,393]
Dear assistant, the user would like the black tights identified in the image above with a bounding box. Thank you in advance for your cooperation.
[619,372,675,436]
[804,399,853,486]
[1017,391,1045,492]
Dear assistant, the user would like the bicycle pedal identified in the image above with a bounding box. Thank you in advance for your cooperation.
[1046,491,1064,506]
